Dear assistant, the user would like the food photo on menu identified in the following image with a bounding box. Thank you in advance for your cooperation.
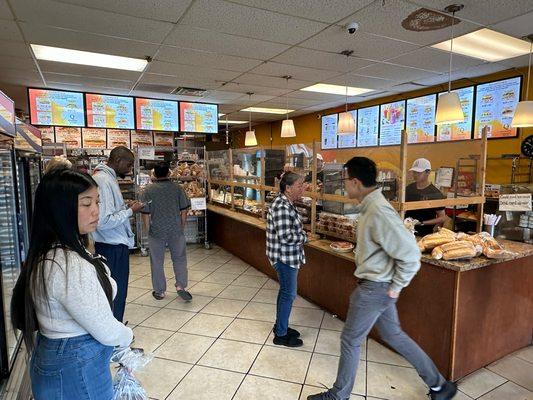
[379,101,405,145]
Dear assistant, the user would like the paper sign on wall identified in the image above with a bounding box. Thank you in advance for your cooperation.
[138,147,155,160]
[499,194,532,212]
[191,197,207,210]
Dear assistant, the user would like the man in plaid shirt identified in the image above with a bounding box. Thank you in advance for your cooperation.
[266,171,307,348]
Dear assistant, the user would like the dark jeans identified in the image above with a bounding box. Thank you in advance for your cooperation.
[31,333,113,400]
[273,261,298,336]
[95,242,129,322]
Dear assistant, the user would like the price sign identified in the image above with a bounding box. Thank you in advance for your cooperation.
[499,194,532,212]
[138,147,155,160]
[190,197,207,210]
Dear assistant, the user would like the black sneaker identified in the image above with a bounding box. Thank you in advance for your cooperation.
[429,381,457,400]
[307,391,335,400]
[152,291,165,300]
[273,334,303,348]
[273,325,301,338]
[177,289,193,302]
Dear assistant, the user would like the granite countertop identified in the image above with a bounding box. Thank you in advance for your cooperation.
[208,204,533,272]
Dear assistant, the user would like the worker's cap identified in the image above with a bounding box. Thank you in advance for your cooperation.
[409,158,431,172]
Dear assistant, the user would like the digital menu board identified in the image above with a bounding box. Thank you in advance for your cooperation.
[29,88,84,127]
[82,128,107,148]
[135,98,179,131]
[55,127,82,148]
[15,121,42,152]
[180,102,218,133]
[0,90,15,136]
[437,86,474,142]
[86,93,134,129]
[380,100,405,146]
[406,94,436,143]
[321,114,338,149]
[474,76,521,139]
[357,106,379,147]
[338,110,357,149]
[107,129,131,149]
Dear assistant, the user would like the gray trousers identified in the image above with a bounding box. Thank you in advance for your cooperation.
[331,280,445,399]
[148,233,188,293]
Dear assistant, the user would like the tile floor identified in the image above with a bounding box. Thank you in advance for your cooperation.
[125,244,533,400]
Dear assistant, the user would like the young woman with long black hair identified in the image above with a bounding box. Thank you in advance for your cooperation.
[11,168,133,399]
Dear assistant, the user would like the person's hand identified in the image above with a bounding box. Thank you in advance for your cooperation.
[129,201,144,213]
[387,289,400,299]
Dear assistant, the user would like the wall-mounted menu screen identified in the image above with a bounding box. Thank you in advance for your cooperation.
[86,93,134,129]
[357,106,379,147]
[437,86,474,142]
[0,90,15,136]
[379,100,405,146]
[179,102,218,133]
[29,88,84,127]
[406,94,436,143]
[135,98,179,131]
[321,114,338,149]
[337,110,357,148]
[474,76,521,139]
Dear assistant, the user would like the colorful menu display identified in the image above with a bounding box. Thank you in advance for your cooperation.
[107,129,131,149]
[437,86,474,142]
[86,93,134,129]
[321,114,338,149]
[180,102,217,133]
[153,131,174,147]
[39,126,55,144]
[15,121,42,152]
[0,90,15,136]
[338,110,357,148]
[131,130,153,147]
[55,127,82,148]
[29,89,84,127]
[357,106,379,147]
[474,77,521,139]
[82,128,106,148]
[380,101,405,146]
[135,98,179,131]
[406,94,436,143]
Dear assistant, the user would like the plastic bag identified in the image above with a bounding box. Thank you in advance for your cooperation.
[111,347,154,400]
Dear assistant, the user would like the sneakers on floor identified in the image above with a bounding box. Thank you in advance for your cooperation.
[272,325,301,338]
[152,291,165,300]
[307,391,336,400]
[177,289,193,302]
[273,333,303,348]
[429,381,458,400]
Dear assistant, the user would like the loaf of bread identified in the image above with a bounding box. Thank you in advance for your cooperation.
[483,247,515,259]
[431,241,478,260]
[419,233,456,252]
[442,246,478,260]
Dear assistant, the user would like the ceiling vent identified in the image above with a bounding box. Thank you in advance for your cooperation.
[172,87,208,97]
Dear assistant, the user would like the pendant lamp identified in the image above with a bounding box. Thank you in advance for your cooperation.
[435,4,465,125]
[512,35,533,127]
[245,92,257,147]
[225,115,229,145]
[338,50,356,135]
[281,75,296,138]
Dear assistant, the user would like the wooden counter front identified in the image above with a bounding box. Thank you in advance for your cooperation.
[207,205,533,380]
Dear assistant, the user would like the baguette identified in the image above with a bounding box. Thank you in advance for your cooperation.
[442,246,477,260]
[483,246,515,259]
[419,234,456,250]
[431,241,478,260]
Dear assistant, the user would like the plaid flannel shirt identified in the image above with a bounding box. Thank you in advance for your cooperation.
[266,194,307,269]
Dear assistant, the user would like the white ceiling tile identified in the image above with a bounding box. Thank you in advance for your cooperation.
[0,56,37,71]
[248,62,340,82]
[449,63,513,81]
[272,47,374,72]
[287,90,346,101]
[498,54,531,69]
[355,62,443,83]
[412,73,449,86]
[0,67,42,83]
[0,40,33,58]
[37,61,143,81]
[164,25,289,59]
[234,73,313,90]
[0,0,13,19]
[43,72,134,90]
[300,27,421,61]
[255,97,325,109]
[387,47,484,73]
[492,11,533,39]
[139,73,222,90]
[130,89,181,100]
[341,1,480,46]
[325,73,398,90]
[12,0,174,42]
[390,82,430,92]
[19,23,160,59]
[218,82,290,96]
[148,61,241,82]
[230,94,279,105]
[156,46,262,72]
[202,91,247,101]
[54,0,194,23]
[406,0,533,26]
[180,0,328,44]
[226,0,373,23]
[0,20,24,42]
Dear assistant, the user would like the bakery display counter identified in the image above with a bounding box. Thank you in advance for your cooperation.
[207,204,533,381]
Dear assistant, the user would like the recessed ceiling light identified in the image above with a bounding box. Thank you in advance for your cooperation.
[30,44,148,72]
[431,28,531,62]
[300,83,373,96]
[241,107,294,114]
[219,120,247,124]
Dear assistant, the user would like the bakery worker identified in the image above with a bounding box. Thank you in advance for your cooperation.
[304,153,325,188]
[405,158,446,236]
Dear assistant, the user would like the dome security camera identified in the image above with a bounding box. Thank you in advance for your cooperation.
[346,22,359,34]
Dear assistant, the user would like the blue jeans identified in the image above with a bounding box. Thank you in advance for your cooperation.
[95,242,130,322]
[273,261,299,336]
[30,333,114,400]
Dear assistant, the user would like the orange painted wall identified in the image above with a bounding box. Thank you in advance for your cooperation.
[233,67,532,184]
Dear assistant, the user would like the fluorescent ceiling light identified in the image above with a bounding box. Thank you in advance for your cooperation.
[300,83,373,96]
[218,113,225,117]
[218,120,247,124]
[431,29,531,62]
[241,107,294,114]
[30,44,148,72]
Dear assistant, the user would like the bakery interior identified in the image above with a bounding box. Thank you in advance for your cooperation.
[0,0,532,399]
